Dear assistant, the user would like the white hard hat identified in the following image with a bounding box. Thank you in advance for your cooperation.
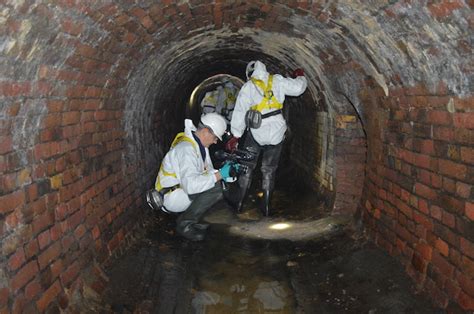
[201,113,227,140]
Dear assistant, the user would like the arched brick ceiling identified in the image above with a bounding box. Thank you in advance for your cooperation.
[2,1,469,163]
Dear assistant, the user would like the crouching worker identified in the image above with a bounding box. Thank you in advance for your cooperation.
[146,113,238,241]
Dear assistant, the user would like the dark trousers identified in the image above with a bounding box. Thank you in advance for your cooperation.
[176,183,223,234]
[239,131,283,196]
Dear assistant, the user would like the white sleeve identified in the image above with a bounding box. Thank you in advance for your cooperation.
[175,144,216,195]
[230,83,253,138]
[277,75,307,97]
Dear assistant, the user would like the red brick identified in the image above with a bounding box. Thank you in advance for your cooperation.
[427,110,451,125]
[0,136,13,154]
[414,211,433,230]
[36,280,62,312]
[418,199,429,214]
[11,293,27,314]
[439,159,467,180]
[67,208,85,229]
[441,210,455,228]
[61,235,75,252]
[415,242,433,261]
[430,205,442,220]
[445,279,461,301]
[428,0,465,18]
[38,241,62,270]
[420,139,435,155]
[24,240,39,259]
[24,279,41,300]
[461,237,474,259]
[453,112,474,129]
[10,260,39,292]
[61,19,83,36]
[38,229,51,249]
[92,226,100,239]
[463,256,474,278]
[411,252,427,273]
[457,273,474,298]
[458,290,474,311]
[435,238,449,256]
[0,190,25,214]
[0,288,9,307]
[461,147,474,164]
[62,111,81,126]
[467,202,474,221]
[438,194,464,215]
[50,259,63,280]
[50,224,62,241]
[433,126,454,141]
[32,210,54,235]
[8,248,26,271]
[442,176,456,193]
[60,261,80,287]
[414,182,437,200]
[456,182,471,199]
[432,251,455,277]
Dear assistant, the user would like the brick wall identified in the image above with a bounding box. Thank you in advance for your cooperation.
[0,0,471,312]
[361,83,474,310]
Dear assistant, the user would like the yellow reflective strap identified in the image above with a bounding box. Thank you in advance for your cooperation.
[170,132,197,149]
[225,89,236,107]
[155,132,197,191]
[250,75,283,112]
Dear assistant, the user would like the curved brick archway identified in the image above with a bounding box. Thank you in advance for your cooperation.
[0,1,472,312]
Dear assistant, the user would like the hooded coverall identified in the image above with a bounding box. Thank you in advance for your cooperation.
[230,61,307,214]
[155,119,223,238]
[201,84,237,125]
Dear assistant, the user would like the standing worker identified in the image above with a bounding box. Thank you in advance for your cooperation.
[200,88,220,115]
[146,113,239,241]
[225,61,307,216]
[217,80,237,125]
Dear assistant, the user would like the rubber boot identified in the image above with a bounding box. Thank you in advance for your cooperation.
[262,189,272,217]
[177,221,206,241]
[234,173,252,213]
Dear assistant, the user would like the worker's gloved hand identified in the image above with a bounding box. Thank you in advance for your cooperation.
[225,136,239,153]
[229,163,241,177]
[291,68,305,78]
[219,161,233,180]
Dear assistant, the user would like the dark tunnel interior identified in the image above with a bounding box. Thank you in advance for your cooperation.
[0,1,472,312]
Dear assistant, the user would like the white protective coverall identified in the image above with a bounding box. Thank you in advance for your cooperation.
[217,81,237,124]
[200,89,220,115]
[230,61,307,146]
[155,119,218,213]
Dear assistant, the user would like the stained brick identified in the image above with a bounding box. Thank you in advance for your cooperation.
[36,280,62,312]
[10,261,39,292]
[432,251,455,278]
[467,202,474,221]
[435,238,449,257]
[38,241,62,270]
[439,159,466,180]
[0,190,25,214]
[8,248,26,271]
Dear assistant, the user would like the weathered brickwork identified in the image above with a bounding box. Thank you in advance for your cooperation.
[0,0,471,312]
[361,82,474,310]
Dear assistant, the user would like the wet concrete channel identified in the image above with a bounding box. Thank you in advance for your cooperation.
[103,188,441,313]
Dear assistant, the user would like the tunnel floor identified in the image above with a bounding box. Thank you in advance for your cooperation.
[101,187,440,313]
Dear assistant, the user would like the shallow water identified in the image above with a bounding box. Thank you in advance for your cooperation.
[103,187,440,313]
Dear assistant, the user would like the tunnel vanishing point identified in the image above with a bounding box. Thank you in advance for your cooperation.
[0,0,472,312]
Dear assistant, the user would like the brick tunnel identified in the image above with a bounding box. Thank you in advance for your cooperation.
[0,0,472,312]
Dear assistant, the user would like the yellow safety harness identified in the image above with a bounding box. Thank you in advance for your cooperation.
[250,75,283,112]
[224,88,236,108]
[155,133,197,191]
